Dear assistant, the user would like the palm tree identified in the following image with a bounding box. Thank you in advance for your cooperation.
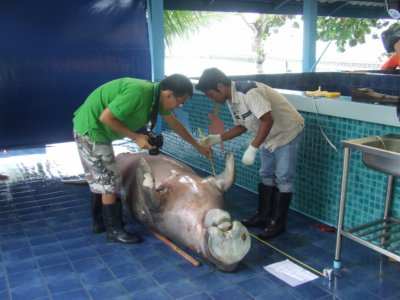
[240,14,297,73]
[164,10,225,51]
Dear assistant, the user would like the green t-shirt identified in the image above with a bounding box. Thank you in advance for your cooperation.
[73,77,170,143]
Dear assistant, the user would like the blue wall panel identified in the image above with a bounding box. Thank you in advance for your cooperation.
[0,0,150,148]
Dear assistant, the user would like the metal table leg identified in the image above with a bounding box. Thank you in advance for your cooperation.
[381,175,394,245]
[334,147,350,269]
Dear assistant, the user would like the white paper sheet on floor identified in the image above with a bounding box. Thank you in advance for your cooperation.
[264,259,319,287]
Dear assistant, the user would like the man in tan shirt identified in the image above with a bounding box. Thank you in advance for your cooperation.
[196,68,304,240]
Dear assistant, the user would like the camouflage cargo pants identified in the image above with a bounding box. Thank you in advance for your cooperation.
[74,130,121,194]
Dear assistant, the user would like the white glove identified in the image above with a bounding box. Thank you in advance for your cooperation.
[242,145,258,165]
[204,134,222,146]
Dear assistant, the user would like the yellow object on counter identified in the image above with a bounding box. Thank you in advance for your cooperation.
[305,88,341,98]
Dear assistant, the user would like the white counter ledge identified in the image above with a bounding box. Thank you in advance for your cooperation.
[277,89,400,128]
[193,88,400,128]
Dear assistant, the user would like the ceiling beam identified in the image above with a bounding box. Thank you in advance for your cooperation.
[164,0,391,19]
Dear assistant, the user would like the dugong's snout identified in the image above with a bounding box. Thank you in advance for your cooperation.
[204,208,251,271]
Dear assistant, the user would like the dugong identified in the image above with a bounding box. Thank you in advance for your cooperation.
[116,152,251,272]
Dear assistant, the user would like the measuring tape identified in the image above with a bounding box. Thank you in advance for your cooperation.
[250,233,333,279]
[197,128,217,176]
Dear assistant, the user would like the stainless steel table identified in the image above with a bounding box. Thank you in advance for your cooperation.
[334,135,400,269]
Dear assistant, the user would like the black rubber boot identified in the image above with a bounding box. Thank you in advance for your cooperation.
[258,192,292,240]
[102,202,143,244]
[241,184,275,228]
[91,192,106,234]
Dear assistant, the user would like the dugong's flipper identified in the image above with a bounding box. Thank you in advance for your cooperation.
[132,157,161,225]
[204,208,251,271]
[206,153,235,192]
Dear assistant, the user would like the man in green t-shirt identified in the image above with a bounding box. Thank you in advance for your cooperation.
[73,74,212,244]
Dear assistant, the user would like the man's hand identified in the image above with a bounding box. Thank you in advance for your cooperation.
[242,145,258,165]
[196,144,213,159]
[204,134,222,146]
[135,134,156,151]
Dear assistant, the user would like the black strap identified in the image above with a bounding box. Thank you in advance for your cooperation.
[235,81,257,94]
[149,87,161,131]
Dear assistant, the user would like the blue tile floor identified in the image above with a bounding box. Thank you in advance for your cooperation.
[1,142,400,300]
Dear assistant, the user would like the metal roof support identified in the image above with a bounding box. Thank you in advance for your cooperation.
[148,0,165,81]
[302,0,318,72]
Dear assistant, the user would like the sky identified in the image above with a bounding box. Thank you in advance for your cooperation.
[165,13,396,76]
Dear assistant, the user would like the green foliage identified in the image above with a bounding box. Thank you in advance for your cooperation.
[164,11,388,55]
[164,11,224,50]
[240,14,297,71]
[316,17,389,52]
[163,10,396,72]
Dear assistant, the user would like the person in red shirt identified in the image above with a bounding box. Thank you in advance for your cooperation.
[381,39,400,70]
[381,24,400,70]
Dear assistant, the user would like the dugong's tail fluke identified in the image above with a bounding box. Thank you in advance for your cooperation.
[61,178,87,184]
[213,153,235,192]
[136,157,160,210]
[128,157,163,225]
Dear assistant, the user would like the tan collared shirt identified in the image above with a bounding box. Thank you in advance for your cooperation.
[227,81,304,152]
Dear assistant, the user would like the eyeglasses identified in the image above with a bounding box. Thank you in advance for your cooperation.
[173,94,185,108]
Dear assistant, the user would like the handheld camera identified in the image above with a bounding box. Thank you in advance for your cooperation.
[147,132,164,155]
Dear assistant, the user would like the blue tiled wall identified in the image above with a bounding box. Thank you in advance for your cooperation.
[162,93,400,228]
